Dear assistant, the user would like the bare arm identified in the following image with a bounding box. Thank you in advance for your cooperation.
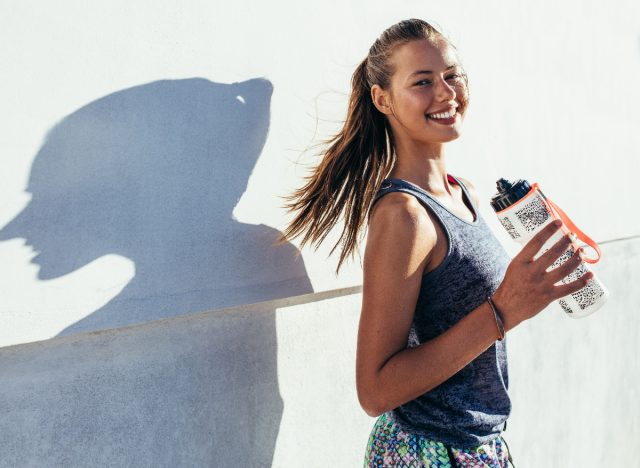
[356,192,502,417]
[359,300,502,417]
[356,189,592,417]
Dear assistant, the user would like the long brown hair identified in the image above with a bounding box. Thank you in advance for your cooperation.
[275,18,468,275]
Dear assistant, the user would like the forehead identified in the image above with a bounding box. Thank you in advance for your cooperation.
[390,38,459,83]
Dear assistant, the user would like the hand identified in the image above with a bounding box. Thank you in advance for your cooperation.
[491,220,594,331]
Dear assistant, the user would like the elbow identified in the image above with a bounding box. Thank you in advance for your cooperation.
[357,382,386,418]
[359,398,383,418]
[359,397,382,418]
[364,405,384,418]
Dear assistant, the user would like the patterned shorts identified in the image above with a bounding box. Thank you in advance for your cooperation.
[364,412,515,467]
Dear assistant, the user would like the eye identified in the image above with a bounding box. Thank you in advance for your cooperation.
[446,74,463,81]
[415,79,432,86]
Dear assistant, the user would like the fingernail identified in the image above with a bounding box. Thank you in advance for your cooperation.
[554,220,562,227]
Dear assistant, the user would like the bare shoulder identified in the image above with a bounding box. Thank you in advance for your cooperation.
[364,190,438,290]
[454,175,480,209]
[367,191,436,242]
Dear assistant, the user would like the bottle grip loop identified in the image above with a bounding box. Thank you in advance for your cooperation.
[536,188,602,264]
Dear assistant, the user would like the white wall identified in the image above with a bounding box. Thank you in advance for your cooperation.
[1,1,638,466]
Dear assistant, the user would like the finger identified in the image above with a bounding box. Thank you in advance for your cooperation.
[536,233,574,271]
[518,220,563,262]
[546,247,584,284]
[551,270,594,299]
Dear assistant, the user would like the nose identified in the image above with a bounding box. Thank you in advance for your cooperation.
[434,76,456,101]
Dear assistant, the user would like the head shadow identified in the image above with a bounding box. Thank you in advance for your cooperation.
[0,77,313,336]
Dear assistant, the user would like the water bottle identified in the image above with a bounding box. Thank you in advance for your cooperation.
[490,178,608,318]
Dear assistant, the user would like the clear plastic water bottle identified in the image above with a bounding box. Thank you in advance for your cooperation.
[490,178,609,318]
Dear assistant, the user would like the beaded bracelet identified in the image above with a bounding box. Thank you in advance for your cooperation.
[487,296,505,341]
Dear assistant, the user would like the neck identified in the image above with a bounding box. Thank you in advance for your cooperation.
[387,146,453,197]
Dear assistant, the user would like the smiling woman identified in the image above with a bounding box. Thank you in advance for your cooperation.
[277,17,592,468]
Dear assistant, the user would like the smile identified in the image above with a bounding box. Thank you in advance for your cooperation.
[426,108,456,119]
[425,109,458,125]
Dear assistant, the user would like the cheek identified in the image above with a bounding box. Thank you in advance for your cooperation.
[454,83,469,111]
[405,89,434,110]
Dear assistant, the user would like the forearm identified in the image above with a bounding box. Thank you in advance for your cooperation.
[368,300,503,416]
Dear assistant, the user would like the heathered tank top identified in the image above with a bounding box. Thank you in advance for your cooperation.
[370,174,512,449]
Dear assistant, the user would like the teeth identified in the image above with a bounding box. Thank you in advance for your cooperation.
[427,109,456,119]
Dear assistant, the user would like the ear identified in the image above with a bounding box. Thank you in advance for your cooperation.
[370,84,393,116]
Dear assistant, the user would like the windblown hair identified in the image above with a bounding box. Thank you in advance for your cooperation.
[275,18,469,275]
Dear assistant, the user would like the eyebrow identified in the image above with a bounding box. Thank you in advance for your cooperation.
[408,64,458,78]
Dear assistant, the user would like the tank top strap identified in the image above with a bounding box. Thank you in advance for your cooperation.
[371,174,479,227]
[447,174,476,212]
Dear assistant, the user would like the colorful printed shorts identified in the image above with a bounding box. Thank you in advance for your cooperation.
[364,412,515,467]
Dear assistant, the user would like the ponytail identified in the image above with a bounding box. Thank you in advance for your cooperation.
[275,56,395,275]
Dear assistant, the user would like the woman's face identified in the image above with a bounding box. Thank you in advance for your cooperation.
[376,38,468,146]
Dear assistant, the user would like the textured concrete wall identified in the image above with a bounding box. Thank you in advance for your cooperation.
[1,240,638,467]
[1,1,639,467]
[0,289,369,468]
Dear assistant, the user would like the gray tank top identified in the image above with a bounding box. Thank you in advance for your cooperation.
[370,174,511,449]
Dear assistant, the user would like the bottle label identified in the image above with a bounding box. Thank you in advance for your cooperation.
[496,189,551,241]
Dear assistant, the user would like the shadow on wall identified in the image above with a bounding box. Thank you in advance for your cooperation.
[0,307,289,467]
[0,78,313,466]
[0,77,313,336]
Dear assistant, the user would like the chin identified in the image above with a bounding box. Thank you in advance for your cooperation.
[444,131,463,142]
[428,131,462,144]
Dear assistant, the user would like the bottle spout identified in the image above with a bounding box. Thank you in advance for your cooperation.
[496,178,513,193]
[490,177,532,212]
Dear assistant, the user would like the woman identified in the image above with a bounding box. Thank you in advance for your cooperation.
[278,18,591,467]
